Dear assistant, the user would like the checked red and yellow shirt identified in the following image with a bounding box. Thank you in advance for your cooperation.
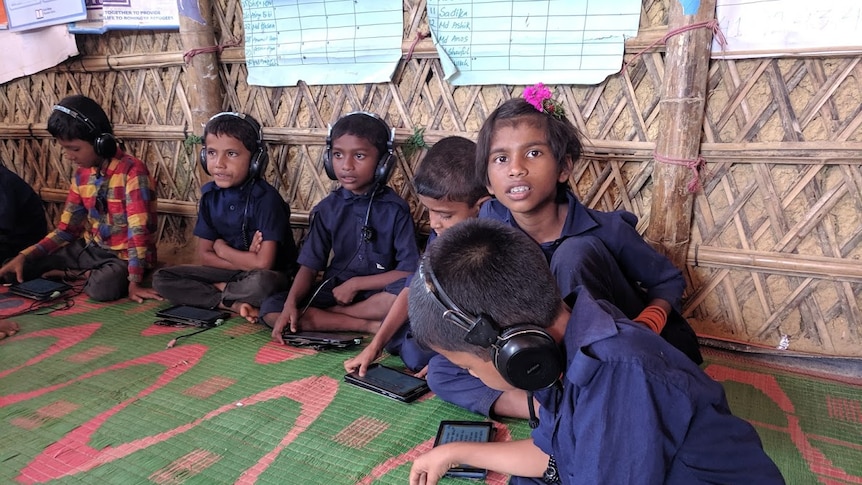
[21,149,157,282]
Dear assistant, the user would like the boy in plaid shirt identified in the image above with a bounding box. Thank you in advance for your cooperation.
[0,95,161,303]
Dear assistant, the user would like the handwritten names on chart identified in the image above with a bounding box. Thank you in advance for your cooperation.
[427,0,641,85]
[241,0,402,86]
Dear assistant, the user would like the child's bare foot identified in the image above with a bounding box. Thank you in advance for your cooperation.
[231,302,259,323]
[0,320,20,340]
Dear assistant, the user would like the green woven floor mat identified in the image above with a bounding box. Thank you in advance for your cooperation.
[1,292,860,484]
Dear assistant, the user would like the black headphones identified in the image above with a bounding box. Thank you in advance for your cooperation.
[52,104,118,159]
[323,111,395,187]
[419,255,563,392]
[199,112,268,180]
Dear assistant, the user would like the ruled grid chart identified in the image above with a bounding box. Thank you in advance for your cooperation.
[427,0,641,85]
[241,0,402,87]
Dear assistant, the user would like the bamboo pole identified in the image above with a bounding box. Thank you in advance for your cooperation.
[645,0,717,269]
[179,0,223,138]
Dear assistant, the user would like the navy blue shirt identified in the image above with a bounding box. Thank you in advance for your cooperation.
[299,186,418,283]
[517,289,784,485]
[195,180,298,275]
[480,190,685,309]
[0,165,47,259]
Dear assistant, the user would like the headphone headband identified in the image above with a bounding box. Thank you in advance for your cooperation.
[52,103,118,158]
[200,111,268,180]
[419,252,563,393]
[323,111,396,185]
[419,256,504,348]
[53,104,98,136]
[207,111,264,143]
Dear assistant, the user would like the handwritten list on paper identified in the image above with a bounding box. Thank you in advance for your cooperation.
[714,0,862,58]
[427,0,641,86]
[241,0,402,87]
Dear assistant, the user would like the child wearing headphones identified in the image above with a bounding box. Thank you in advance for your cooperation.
[261,112,419,340]
[407,218,784,485]
[343,136,489,377]
[151,112,298,322]
[426,89,703,420]
[0,95,161,303]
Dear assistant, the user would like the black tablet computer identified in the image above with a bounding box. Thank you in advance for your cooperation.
[433,421,496,479]
[344,363,430,403]
[155,305,230,328]
[9,278,72,300]
[283,331,363,350]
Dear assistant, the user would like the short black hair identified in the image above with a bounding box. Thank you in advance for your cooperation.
[408,218,561,359]
[413,136,488,206]
[47,95,113,143]
[474,98,582,193]
[202,112,264,155]
[330,112,391,162]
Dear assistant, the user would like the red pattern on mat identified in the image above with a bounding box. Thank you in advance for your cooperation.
[14,374,338,484]
[65,345,117,363]
[253,342,316,364]
[0,323,101,379]
[9,401,81,430]
[182,376,237,399]
[149,449,222,485]
[707,364,862,484]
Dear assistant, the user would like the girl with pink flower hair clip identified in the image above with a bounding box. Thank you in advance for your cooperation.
[422,84,703,423]
[523,82,565,120]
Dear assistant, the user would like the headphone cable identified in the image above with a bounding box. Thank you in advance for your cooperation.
[297,189,377,318]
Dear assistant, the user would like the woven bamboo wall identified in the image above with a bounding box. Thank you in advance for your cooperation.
[0,0,860,358]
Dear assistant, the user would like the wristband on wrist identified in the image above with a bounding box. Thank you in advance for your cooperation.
[542,455,561,484]
[633,304,668,334]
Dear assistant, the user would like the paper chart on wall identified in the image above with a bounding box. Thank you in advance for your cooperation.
[3,0,86,31]
[69,0,180,34]
[713,0,862,58]
[427,0,641,86]
[0,24,79,84]
[241,0,403,87]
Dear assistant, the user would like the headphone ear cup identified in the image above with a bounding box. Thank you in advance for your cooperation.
[93,134,117,159]
[374,152,395,186]
[494,327,562,391]
[199,147,210,175]
[323,136,336,180]
[249,148,268,179]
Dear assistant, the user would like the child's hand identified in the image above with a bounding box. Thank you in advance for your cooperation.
[271,304,299,343]
[249,231,264,253]
[332,279,359,306]
[344,345,381,377]
[414,364,429,379]
[127,282,164,304]
[0,254,26,283]
[410,444,460,485]
[212,238,227,258]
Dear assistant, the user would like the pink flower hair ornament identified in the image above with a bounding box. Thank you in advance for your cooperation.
[523,83,565,120]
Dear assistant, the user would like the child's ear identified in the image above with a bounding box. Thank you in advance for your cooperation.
[475,194,492,209]
[558,155,574,183]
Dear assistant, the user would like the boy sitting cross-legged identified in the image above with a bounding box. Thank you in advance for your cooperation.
[261,111,420,340]
[0,94,160,303]
[344,136,489,377]
[152,112,298,322]
[407,218,784,485]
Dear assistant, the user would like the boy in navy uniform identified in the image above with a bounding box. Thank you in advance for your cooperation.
[0,95,160,303]
[153,112,297,322]
[344,136,489,376]
[0,164,47,263]
[408,219,784,485]
[262,112,419,339]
